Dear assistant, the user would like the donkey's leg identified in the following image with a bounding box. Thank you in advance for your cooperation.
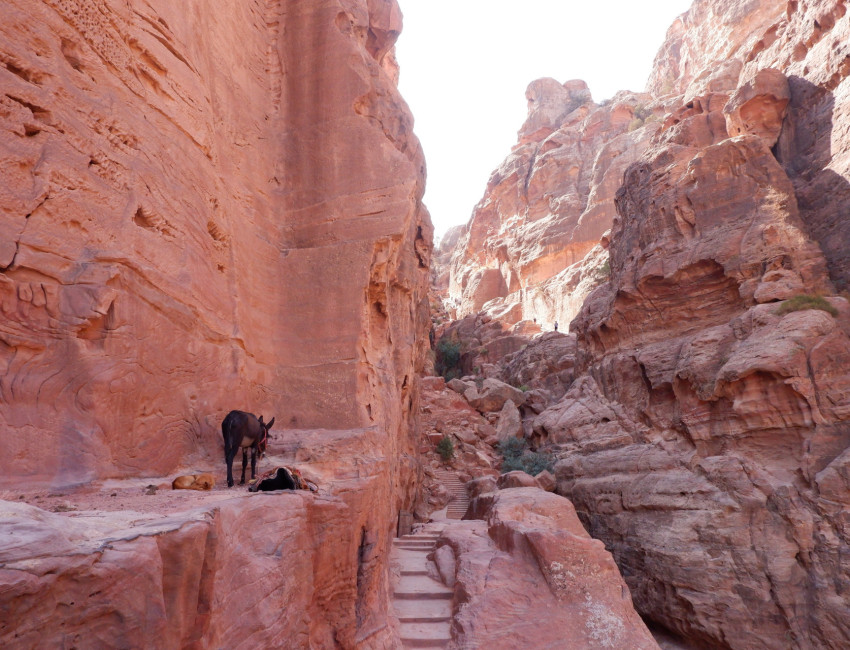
[240,448,248,484]
[250,446,258,480]
[225,444,237,488]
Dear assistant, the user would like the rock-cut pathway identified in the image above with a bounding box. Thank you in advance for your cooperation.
[391,523,452,648]
[433,469,469,520]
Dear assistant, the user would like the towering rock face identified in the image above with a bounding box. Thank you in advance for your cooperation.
[447,79,659,329]
[649,0,850,292]
[0,0,430,485]
[435,0,850,647]
[0,0,429,645]
[533,1,850,647]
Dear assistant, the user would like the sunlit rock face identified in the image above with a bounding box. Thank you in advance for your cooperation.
[439,488,660,650]
[538,1,850,647]
[0,0,430,485]
[648,0,850,292]
[447,79,660,329]
[0,0,429,645]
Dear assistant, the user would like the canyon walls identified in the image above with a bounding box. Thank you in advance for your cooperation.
[0,0,430,646]
[441,0,850,647]
[446,80,659,329]
[0,0,430,489]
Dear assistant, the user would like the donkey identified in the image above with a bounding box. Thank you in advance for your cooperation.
[222,410,275,488]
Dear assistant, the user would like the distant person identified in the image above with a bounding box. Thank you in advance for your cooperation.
[554,321,558,332]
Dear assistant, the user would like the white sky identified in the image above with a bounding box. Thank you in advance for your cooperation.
[395,0,693,238]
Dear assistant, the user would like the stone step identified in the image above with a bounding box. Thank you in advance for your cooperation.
[394,598,452,619]
[400,622,451,645]
[394,590,453,601]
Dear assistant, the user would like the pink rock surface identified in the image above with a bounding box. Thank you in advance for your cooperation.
[435,2,850,647]
[0,425,411,648]
[438,488,659,649]
[541,14,850,646]
[0,0,430,486]
[446,81,659,328]
[0,0,429,646]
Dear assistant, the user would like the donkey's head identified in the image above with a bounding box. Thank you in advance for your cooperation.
[257,416,275,457]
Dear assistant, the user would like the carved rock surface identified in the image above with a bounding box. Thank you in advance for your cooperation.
[0,0,430,485]
[0,426,409,648]
[0,0,429,646]
[438,488,659,650]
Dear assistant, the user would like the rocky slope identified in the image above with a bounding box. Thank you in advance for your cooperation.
[0,0,429,646]
[439,0,850,648]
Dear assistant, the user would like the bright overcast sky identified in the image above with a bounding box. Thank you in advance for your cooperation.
[395,0,693,239]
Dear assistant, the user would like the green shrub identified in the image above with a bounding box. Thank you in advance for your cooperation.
[596,260,611,278]
[436,338,462,380]
[436,435,454,462]
[497,437,554,476]
[776,294,838,317]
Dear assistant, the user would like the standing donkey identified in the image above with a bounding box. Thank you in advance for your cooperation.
[222,410,275,488]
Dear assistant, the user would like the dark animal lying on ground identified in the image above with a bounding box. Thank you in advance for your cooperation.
[249,466,318,492]
[222,410,275,488]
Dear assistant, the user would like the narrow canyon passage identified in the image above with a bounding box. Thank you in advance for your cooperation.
[1,0,849,648]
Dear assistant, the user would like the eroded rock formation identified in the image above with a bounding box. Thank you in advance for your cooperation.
[437,488,660,649]
[438,1,850,648]
[1,0,430,646]
[447,79,660,329]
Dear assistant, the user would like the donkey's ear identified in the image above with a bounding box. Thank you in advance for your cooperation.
[258,415,265,424]
[266,417,275,429]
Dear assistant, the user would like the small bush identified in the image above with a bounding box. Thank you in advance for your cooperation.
[497,437,554,475]
[436,435,454,462]
[436,338,462,380]
[776,294,838,317]
[596,260,611,278]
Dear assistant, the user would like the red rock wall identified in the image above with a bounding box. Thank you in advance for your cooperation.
[538,2,850,647]
[0,0,430,486]
[649,0,850,291]
[447,80,658,329]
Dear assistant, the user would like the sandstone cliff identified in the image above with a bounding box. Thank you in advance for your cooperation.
[1,0,430,646]
[447,79,660,329]
[438,0,850,648]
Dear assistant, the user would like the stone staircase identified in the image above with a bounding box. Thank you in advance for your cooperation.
[433,470,468,519]
[391,524,452,648]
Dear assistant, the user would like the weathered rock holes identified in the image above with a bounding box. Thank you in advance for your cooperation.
[206,220,227,244]
[60,39,84,72]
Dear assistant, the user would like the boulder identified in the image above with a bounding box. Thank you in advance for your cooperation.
[466,378,526,413]
[497,471,540,489]
[495,399,523,441]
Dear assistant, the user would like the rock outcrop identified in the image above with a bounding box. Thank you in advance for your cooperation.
[0,427,406,648]
[0,0,429,485]
[532,3,850,647]
[0,0,429,646]
[447,79,660,329]
[438,1,850,648]
[436,488,660,649]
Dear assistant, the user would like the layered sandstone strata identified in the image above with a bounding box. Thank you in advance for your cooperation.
[534,2,850,646]
[446,79,658,328]
[0,427,407,648]
[0,0,429,646]
[435,488,660,649]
